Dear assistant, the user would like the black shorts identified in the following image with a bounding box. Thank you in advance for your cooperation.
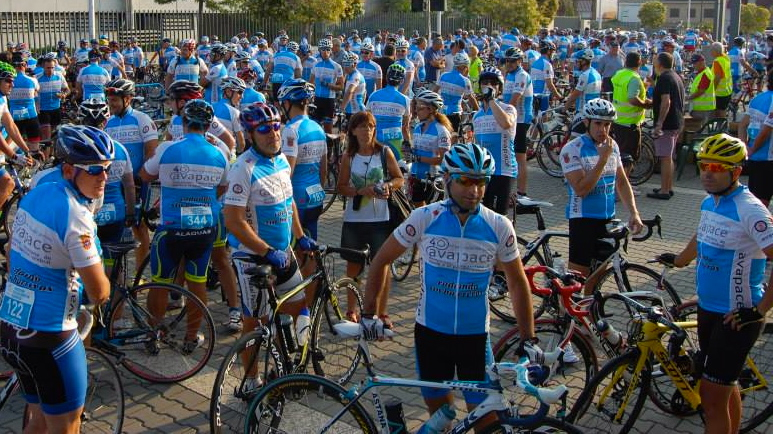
[515,123,529,154]
[38,109,63,128]
[611,123,642,162]
[313,97,336,125]
[15,117,42,142]
[409,176,435,203]
[482,175,514,215]
[414,322,492,404]
[745,160,773,203]
[568,217,612,267]
[150,226,217,284]
[447,113,462,134]
[697,306,763,385]
[340,220,392,264]
[716,95,731,111]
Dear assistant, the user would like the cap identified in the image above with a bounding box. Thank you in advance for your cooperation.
[691,53,705,63]
[609,41,619,47]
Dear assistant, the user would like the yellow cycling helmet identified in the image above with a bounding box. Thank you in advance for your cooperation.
[696,133,747,165]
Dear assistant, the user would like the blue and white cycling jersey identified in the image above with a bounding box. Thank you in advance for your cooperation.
[437,69,473,115]
[530,56,554,95]
[224,148,295,253]
[204,62,228,104]
[684,33,698,48]
[524,50,540,68]
[240,88,267,111]
[393,200,519,335]
[95,141,133,226]
[0,182,101,332]
[696,185,773,314]
[574,67,602,111]
[366,86,410,145]
[570,51,582,80]
[213,100,244,137]
[746,91,773,161]
[29,165,63,189]
[591,48,605,71]
[560,134,621,219]
[394,57,415,93]
[142,133,228,230]
[254,50,272,71]
[109,51,124,78]
[312,58,343,99]
[557,37,571,59]
[343,70,366,114]
[160,46,180,71]
[623,42,640,54]
[121,47,143,72]
[501,34,519,50]
[9,73,39,121]
[409,46,426,83]
[281,114,327,209]
[197,45,212,64]
[270,51,301,84]
[99,57,119,78]
[105,107,157,177]
[411,120,452,179]
[302,56,317,81]
[357,59,382,97]
[728,47,745,78]
[33,64,65,77]
[168,114,228,142]
[167,55,207,83]
[37,72,68,111]
[504,67,533,124]
[473,102,517,178]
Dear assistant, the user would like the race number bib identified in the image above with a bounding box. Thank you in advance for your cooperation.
[0,283,35,328]
[383,127,402,141]
[95,203,117,225]
[305,184,325,208]
[181,206,213,229]
[12,108,29,120]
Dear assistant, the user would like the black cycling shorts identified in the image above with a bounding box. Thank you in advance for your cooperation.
[15,118,42,142]
[340,220,392,264]
[515,122,529,154]
[409,176,436,204]
[150,227,217,284]
[745,160,773,203]
[697,306,763,386]
[568,217,612,268]
[482,175,514,215]
[231,251,303,318]
[98,222,125,263]
[38,109,63,128]
[312,97,336,125]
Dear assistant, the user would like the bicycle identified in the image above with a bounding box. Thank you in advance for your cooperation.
[567,293,773,433]
[244,322,582,433]
[209,244,369,434]
[321,111,347,215]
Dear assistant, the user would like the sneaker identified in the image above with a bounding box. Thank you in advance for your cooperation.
[227,309,243,332]
[562,343,580,364]
[517,192,531,200]
[181,333,204,355]
[168,297,185,310]
[652,188,674,197]
[646,192,672,200]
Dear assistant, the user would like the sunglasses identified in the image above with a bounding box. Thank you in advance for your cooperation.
[256,122,281,134]
[74,163,111,175]
[698,161,738,173]
[320,48,331,52]
[452,174,489,187]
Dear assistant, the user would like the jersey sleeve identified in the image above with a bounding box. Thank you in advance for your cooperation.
[437,125,452,150]
[137,113,158,143]
[205,65,220,81]
[209,119,228,137]
[64,207,102,268]
[393,206,432,248]
[143,141,171,176]
[223,160,252,207]
[281,126,299,157]
[166,58,177,74]
[742,201,773,250]
[494,215,520,263]
[560,141,584,174]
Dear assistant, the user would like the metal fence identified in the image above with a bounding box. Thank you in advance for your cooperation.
[0,10,502,55]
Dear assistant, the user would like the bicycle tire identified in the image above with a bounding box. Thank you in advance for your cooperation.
[489,237,548,324]
[567,349,651,434]
[106,282,215,383]
[81,347,125,434]
[244,373,377,433]
[536,130,568,178]
[321,138,341,215]
[628,137,655,186]
[142,181,161,231]
[479,416,584,433]
[0,367,23,428]
[390,244,417,281]
[594,263,682,311]
[1,192,22,239]
[493,319,598,417]
[310,277,364,385]
[210,329,277,434]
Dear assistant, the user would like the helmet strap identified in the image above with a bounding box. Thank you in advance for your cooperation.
[707,179,740,197]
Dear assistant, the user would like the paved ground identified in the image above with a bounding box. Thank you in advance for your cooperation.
[1,160,772,433]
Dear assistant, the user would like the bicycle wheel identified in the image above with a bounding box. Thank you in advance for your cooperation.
[244,373,377,433]
[390,244,417,281]
[493,319,597,417]
[321,139,341,214]
[567,349,651,434]
[142,181,161,231]
[628,138,655,186]
[107,282,216,383]
[594,263,682,313]
[0,361,24,429]
[489,237,548,324]
[480,416,584,433]
[310,277,364,385]
[536,130,568,178]
[81,348,124,434]
[1,192,22,239]
[210,330,279,434]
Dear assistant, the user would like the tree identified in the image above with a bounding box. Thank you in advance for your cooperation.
[740,4,770,34]
[558,0,576,16]
[449,0,488,16]
[154,0,230,35]
[480,0,541,36]
[536,0,559,27]
[638,1,666,29]
[382,0,412,13]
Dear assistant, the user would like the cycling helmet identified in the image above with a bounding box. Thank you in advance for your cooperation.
[582,98,617,121]
[167,80,204,100]
[578,48,595,61]
[504,47,524,60]
[56,125,115,164]
[0,62,17,80]
[360,42,375,52]
[255,32,265,38]
[75,54,89,65]
[277,78,315,102]
[318,39,332,50]
[231,36,240,44]
[40,52,57,61]
[478,66,504,85]
[240,102,281,132]
[237,67,258,82]
[212,35,220,42]
[661,38,675,47]
[440,143,495,177]
[234,51,251,62]
[733,36,746,47]
[258,39,268,46]
[299,44,310,55]
[225,43,238,52]
[181,39,196,49]
[453,52,470,66]
[386,63,406,86]
[414,89,444,110]
[250,36,259,44]
[78,98,110,126]
[88,49,101,60]
[697,133,747,165]
[341,52,359,67]
[395,39,410,50]
[201,35,210,43]
[286,41,300,52]
[57,40,67,48]
[574,41,587,50]
[182,99,214,126]
[539,40,557,52]
[210,44,228,57]
[105,78,136,97]
[220,76,248,92]
[239,38,249,45]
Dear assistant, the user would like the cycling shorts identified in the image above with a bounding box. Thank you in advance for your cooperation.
[231,250,304,318]
[297,205,322,240]
[697,306,763,386]
[482,175,514,216]
[213,211,228,249]
[38,109,62,128]
[414,322,492,405]
[409,176,436,204]
[15,118,42,143]
[515,123,529,154]
[0,322,87,415]
[746,160,773,203]
[568,217,613,268]
[312,97,336,125]
[97,222,125,265]
[611,123,642,163]
[150,227,217,284]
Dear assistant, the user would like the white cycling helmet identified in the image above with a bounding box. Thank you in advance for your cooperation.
[341,52,359,67]
[318,39,333,50]
[578,48,595,61]
[415,89,444,110]
[582,98,617,122]
[287,41,299,52]
[361,42,375,53]
[453,52,470,66]
[395,39,410,50]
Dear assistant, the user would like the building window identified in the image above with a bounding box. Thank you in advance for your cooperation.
[689,8,696,19]
[669,8,680,18]
[704,9,715,18]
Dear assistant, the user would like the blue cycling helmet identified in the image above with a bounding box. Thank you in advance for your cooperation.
[56,125,115,164]
[277,78,315,102]
[240,102,281,132]
[440,143,495,178]
[182,99,214,126]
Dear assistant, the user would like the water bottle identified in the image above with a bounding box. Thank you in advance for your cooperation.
[416,404,456,434]
[597,320,623,350]
[295,307,311,348]
[385,399,408,433]
[553,256,567,276]
[279,314,298,353]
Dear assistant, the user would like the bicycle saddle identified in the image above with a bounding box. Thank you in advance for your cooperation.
[245,265,272,278]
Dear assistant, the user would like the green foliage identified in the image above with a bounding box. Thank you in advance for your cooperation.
[449,0,488,16]
[637,1,666,29]
[740,4,770,34]
[382,0,412,13]
[558,0,576,16]
[342,0,366,20]
[537,0,559,27]
[480,0,540,36]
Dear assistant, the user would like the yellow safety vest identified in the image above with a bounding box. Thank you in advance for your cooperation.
[713,55,732,97]
[611,68,645,126]
[689,67,715,111]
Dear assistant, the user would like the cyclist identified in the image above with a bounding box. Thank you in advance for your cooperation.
[214,76,247,154]
[253,39,272,71]
[366,64,411,161]
[197,35,212,64]
[658,134,773,434]
[298,45,315,82]
[564,48,602,113]
[531,41,560,112]
[436,51,477,135]
[140,99,229,350]
[148,38,178,78]
[263,39,302,102]
[36,54,70,142]
[559,98,642,295]
[238,68,267,109]
[410,89,452,207]
[122,38,144,81]
[9,52,43,149]
[340,53,367,118]
[728,37,755,94]
[503,50,534,199]
[74,38,91,60]
[233,50,265,84]
[107,41,126,79]
[360,142,541,420]
[0,62,34,206]
[309,39,343,134]
[358,42,383,98]
[201,43,228,104]
[164,80,236,151]
[165,39,208,90]
[0,125,111,434]
[739,72,773,206]
[393,39,415,96]
[473,67,516,215]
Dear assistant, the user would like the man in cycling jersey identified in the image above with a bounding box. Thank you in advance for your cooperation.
[366,64,411,161]
[357,43,382,99]
[9,52,43,148]
[201,44,229,104]
[531,41,560,112]
[213,76,247,154]
[0,62,35,208]
[564,49,601,113]
[0,125,111,434]
[739,73,773,207]
[658,134,773,434]
[264,40,302,103]
[503,48,534,199]
[36,55,70,142]
[309,39,343,134]
[340,53,367,118]
[360,142,542,420]
[165,39,208,90]
[435,51,477,135]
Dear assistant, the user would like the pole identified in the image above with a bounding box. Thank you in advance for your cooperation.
[715,0,725,42]
[88,0,96,40]
[597,0,603,30]
[687,0,692,29]
[727,0,740,38]
[436,11,442,38]
[426,0,432,39]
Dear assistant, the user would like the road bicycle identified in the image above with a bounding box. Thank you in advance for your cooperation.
[209,244,368,434]
[243,322,582,433]
[321,111,348,215]
[567,293,773,433]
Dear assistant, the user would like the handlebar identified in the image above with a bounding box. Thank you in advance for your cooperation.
[78,305,95,341]
[598,292,686,343]
[317,244,369,262]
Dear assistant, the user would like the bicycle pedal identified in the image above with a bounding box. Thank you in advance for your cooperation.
[144,340,160,356]
[312,349,326,363]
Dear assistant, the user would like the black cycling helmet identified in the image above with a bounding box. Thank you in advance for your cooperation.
[105,78,136,97]
[78,98,110,126]
[277,78,315,103]
[539,40,557,52]
[210,44,228,57]
[182,99,214,127]
[56,125,115,164]
[478,66,504,85]
[386,63,406,86]
[733,36,745,47]
[167,80,203,100]
[240,102,281,132]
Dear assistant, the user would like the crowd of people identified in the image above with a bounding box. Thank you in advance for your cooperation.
[0,24,771,433]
